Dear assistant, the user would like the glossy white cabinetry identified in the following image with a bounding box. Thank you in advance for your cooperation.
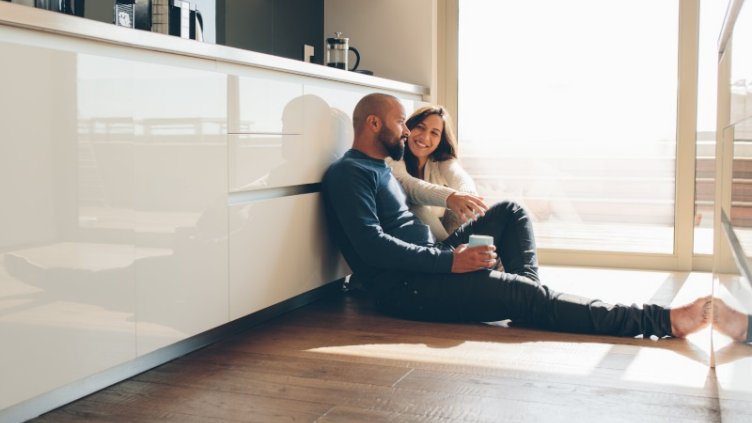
[303,77,419,137]
[229,193,346,319]
[0,13,425,418]
[224,66,305,134]
[130,60,228,355]
[0,44,137,411]
[0,34,230,409]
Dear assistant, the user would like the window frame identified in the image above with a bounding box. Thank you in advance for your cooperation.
[441,0,705,271]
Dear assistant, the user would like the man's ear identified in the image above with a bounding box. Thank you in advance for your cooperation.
[366,114,381,133]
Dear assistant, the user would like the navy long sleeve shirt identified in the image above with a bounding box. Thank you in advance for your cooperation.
[322,149,454,284]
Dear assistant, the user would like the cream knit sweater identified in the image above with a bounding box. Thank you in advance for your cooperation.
[388,158,478,240]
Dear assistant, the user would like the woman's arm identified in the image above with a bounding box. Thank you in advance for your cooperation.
[439,159,478,194]
[388,158,455,207]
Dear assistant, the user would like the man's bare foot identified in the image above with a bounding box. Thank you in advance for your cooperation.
[713,298,749,342]
[670,296,712,338]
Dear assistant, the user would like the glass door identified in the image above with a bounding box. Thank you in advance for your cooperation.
[458,0,699,269]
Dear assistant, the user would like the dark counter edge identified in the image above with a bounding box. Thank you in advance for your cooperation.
[0,2,429,97]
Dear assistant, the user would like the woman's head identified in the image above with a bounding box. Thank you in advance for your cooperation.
[404,105,458,175]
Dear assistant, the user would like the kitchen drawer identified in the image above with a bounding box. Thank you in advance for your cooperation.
[228,193,348,320]
[229,133,337,191]
[228,70,304,134]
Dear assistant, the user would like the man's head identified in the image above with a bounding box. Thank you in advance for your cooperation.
[352,93,410,160]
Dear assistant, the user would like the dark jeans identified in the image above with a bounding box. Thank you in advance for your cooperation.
[375,201,672,338]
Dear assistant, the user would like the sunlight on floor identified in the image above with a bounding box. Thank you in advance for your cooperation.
[309,267,717,391]
[620,331,712,388]
[306,340,613,377]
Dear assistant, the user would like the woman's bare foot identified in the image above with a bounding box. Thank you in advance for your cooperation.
[670,296,712,338]
[713,298,749,342]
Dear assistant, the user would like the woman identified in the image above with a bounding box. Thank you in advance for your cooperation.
[389,105,483,240]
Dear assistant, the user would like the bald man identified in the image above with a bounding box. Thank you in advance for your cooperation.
[322,92,710,339]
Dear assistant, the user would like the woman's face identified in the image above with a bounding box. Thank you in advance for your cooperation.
[407,114,444,162]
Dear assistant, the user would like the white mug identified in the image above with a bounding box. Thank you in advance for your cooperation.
[468,234,494,247]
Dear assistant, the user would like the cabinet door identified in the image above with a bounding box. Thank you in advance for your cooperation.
[0,45,136,410]
[229,193,348,320]
[224,66,305,134]
[302,79,420,160]
[131,58,229,355]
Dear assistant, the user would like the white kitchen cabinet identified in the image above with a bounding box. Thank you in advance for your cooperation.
[223,65,305,134]
[229,131,340,191]
[130,59,229,355]
[303,77,420,136]
[229,134,303,190]
[0,45,137,410]
[0,7,427,418]
[229,193,347,320]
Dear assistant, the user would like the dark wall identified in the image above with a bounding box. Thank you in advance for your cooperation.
[84,0,112,23]
[9,0,324,64]
[219,0,324,64]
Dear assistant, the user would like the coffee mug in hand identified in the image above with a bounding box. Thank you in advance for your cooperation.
[468,234,494,247]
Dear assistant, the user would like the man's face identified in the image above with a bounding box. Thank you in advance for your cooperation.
[377,101,410,161]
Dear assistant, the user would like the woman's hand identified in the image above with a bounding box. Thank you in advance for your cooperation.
[446,192,489,222]
[451,244,497,273]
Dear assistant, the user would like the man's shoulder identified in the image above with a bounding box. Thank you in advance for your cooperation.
[324,153,371,191]
[327,151,384,179]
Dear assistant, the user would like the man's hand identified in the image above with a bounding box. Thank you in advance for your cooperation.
[451,244,497,273]
[446,192,489,222]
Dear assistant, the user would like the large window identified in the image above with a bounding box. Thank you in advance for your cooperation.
[458,0,680,253]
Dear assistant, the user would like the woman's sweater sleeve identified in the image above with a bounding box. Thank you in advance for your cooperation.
[439,159,478,193]
[388,159,455,207]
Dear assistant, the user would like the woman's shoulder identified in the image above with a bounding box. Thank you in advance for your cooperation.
[433,157,463,172]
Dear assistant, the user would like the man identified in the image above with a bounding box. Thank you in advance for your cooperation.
[323,92,710,338]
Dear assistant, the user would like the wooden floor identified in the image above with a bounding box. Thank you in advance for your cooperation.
[30,267,752,422]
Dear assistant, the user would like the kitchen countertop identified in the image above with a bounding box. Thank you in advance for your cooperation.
[0,2,429,97]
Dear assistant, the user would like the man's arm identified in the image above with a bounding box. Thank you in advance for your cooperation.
[325,163,453,273]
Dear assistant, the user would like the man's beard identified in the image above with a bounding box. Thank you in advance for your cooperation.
[379,127,405,161]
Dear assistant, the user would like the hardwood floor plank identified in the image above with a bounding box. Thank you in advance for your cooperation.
[35,399,230,423]
[154,349,411,387]
[394,369,719,422]
[79,379,333,422]
[316,405,457,423]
